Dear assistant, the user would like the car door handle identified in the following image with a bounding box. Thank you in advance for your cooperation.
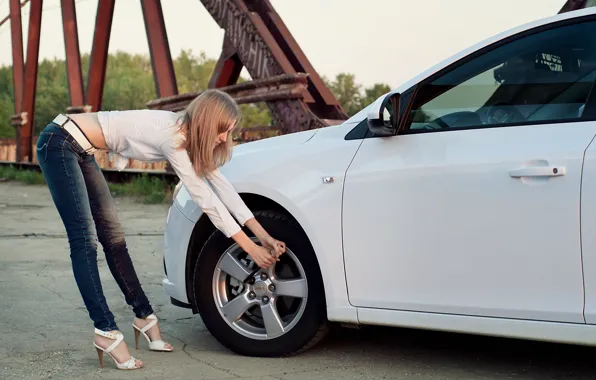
[509,166,565,178]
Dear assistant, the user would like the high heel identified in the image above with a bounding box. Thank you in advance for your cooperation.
[93,329,143,370]
[95,347,104,368]
[132,314,173,352]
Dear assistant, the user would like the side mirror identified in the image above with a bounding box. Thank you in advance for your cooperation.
[366,92,400,136]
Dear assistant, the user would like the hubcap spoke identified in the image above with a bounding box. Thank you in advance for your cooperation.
[261,302,285,338]
[274,278,307,298]
[218,252,252,282]
[221,294,254,323]
[213,239,309,340]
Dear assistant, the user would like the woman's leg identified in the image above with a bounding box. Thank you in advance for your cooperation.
[80,154,172,349]
[37,127,117,331]
[79,154,153,317]
[37,125,142,367]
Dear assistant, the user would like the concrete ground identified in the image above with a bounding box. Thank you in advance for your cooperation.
[1,180,596,380]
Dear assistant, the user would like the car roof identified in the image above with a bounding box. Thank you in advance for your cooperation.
[346,6,596,124]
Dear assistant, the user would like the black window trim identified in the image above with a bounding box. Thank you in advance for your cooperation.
[398,13,596,136]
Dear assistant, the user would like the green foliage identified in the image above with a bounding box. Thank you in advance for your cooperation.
[0,165,174,204]
[362,83,392,108]
[0,165,46,185]
[174,50,217,93]
[0,65,16,137]
[0,50,391,136]
[107,173,175,204]
[323,73,392,116]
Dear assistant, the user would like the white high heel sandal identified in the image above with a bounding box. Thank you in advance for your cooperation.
[133,314,173,352]
[93,329,142,370]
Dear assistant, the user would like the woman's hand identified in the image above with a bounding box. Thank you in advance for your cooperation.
[236,218,286,268]
[244,218,286,258]
[247,244,277,269]
[231,228,280,269]
[260,235,286,259]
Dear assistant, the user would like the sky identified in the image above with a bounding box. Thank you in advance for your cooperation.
[0,0,568,89]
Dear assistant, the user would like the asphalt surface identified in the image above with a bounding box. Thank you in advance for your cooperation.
[1,180,596,380]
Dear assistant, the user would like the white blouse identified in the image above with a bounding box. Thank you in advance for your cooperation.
[97,109,254,238]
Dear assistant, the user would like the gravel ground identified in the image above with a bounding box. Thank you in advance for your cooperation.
[1,180,596,380]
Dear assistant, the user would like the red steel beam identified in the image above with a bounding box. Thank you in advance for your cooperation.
[149,73,309,111]
[559,0,588,12]
[86,0,115,112]
[19,0,42,162]
[199,0,346,132]
[9,0,25,114]
[212,54,243,88]
[141,0,178,97]
[0,0,29,27]
[61,0,85,110]
[244,0,344,114]
[209,37,243,88]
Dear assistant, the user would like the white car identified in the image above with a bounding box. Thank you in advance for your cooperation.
[162,7,596,356]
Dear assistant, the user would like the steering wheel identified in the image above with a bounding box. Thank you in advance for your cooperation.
[485,102,525,125]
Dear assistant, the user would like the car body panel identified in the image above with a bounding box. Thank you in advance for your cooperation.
[168,121,364,322]
[162,7,596,347]
[343,121,596,324]
[580,136,596,324]
[162,202,196,304]
[357,307,596,347]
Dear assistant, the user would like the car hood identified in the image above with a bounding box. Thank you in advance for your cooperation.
[232,128,320,157]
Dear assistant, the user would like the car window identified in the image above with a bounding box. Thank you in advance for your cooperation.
[406,19,596,133]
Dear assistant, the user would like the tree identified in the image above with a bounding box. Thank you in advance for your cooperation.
[362,83,391,108]
[0,51,392,137]
[326,73,362,116]
[0,64,14,137]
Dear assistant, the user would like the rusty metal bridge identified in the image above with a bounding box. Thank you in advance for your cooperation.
[0,0,593,170]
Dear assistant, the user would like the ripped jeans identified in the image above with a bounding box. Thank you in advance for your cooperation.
[36,122,153,331]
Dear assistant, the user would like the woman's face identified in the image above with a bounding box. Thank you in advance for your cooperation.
[215,120,236,147]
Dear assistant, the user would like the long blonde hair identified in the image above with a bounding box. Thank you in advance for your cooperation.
[177,89,241,177]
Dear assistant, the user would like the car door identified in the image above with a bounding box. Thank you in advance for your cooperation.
[342,16,596,323]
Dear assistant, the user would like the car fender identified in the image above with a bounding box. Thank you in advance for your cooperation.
[174,122,363,322]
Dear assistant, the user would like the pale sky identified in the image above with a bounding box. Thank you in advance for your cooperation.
[0,0,567,89]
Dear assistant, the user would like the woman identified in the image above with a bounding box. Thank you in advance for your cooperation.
[36,89,286,370]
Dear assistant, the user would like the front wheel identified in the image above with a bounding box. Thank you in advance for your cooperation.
[192,210,329,357]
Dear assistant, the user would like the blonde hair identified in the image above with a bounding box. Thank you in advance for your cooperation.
[176,89,241,177]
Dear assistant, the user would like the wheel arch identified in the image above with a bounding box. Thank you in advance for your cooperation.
[184,192,327,314]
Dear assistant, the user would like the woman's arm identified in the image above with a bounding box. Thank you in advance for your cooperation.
[207,169,286,256]
[162,145,277,268]
[205,169,255,229]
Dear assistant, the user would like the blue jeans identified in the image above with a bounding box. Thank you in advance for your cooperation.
[36,122,154,331]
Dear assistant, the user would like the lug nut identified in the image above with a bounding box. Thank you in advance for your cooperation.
[262,296,269,304]
[260,272,268,280]
[268,284,275,292]
[247,277,255,285]
[248,291,256,299]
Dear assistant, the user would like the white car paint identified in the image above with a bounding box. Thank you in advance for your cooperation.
[163,7,596,346]
[343,121,596,324]
[580,139,596,324]
[168,122,364,322]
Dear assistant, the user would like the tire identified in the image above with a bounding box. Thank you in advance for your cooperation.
[192,210,329,357]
